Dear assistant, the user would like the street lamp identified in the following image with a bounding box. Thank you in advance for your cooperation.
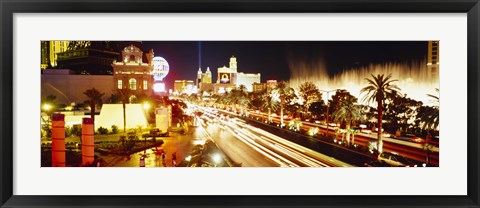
[42,103,52,111]
[320,90,336,135]
[143,102,151,110]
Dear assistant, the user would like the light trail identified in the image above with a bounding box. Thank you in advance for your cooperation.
[197,106,353,167]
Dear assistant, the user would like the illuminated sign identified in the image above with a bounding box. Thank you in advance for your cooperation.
[153,82,165,93]
[219,73,230,84]
[152,57,169,81]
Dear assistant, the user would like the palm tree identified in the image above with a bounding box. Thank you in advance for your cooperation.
[273,82,295,127]
[117,88,129,133]
[261,92,279,122]
[422,88,439,130]
[298,81,322,116]
[331,95,362,146]
[236,85,250,115]
[83,88,105,124]
[360,74,400,153]
[350,128,359,146]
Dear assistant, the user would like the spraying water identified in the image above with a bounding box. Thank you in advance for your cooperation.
[288,59,439,106]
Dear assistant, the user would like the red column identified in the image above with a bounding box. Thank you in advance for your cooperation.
[51,114,65,167]
[82,118,95,166]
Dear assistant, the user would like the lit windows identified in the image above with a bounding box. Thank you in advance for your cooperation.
[129,78,137,90]
[117,80,122,89]
[143,80,148,90]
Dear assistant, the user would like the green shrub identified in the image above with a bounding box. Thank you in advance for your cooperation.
[41,123,52,139]
[111,125,119,134]
[71,124,82,137]
[97,126,108,135]
[65,126,73,137]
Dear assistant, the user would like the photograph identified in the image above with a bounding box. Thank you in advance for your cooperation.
[2,0,478,206]
[40,41,440,168]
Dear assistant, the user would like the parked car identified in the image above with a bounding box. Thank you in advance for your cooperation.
[378,152,418,167]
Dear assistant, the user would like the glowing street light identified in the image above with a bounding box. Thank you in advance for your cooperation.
[212,153,221,167]
[42,103,52,111]
[143,102,151,110]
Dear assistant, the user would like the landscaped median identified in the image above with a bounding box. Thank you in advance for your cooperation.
[41,128,166,166]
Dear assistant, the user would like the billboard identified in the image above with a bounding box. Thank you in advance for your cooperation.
[219,73,231,84]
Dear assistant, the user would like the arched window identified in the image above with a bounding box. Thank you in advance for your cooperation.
[129,78,136,90]
[129,95,137,104]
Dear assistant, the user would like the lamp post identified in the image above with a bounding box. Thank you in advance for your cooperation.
[320,90,336,135]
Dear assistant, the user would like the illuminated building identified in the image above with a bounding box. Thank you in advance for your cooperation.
[266,80,278,91]
[41,41,50,69]
[174,80,195,94]
[55,41,140,75]
[40,41,70,69]
[197,67,214,93]
[427,41,440,77]
[186,56,262,94]
[253,80,278,93]
[49,41,70,68]
[112,45,155,102]
[202,67,212,83]
[212,56,261,94]
[216,57,238,84]
[236,72,261,92]
[252,82,266,92]
[197,67,212,85]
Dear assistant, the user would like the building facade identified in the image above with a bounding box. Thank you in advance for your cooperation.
[49,41,70,68]
[112,45,154,102]
[427,41,440,78]
[40,41,70,69]
[174,80,195,94]
[194,56,262,94]
[41,41,50,69]
[197,67,213,93]
[236,72,261,92]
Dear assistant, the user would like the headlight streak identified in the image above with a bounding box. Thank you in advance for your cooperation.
[198,106,354,167]
[241,128,330,167]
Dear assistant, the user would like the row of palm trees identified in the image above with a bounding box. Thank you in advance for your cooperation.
[201,74,439,153]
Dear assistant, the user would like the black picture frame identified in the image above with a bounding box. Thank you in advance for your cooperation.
[1,0,479,207]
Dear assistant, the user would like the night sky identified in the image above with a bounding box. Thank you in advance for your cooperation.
[141,41,428,89]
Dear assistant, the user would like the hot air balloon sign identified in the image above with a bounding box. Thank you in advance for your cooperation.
[152,57,169,81]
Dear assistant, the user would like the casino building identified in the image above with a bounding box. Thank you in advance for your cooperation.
[112,45,155,102]
[197,56,260,94]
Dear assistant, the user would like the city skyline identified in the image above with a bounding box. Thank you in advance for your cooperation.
[143,41,428,86]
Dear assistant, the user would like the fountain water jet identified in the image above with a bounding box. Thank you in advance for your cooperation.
[289,59,439,106]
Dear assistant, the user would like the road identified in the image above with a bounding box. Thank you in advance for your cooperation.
[196,106,353,167]
[203,124,278,167]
